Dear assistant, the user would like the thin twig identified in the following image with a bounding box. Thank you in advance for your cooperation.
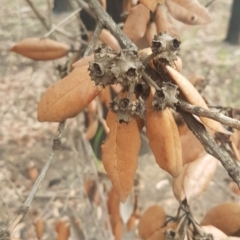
[88,0,137,50]
[205,0,217,8]
[178,100,240,130]
[180,111,240,187]
[4,122,65,237]
[46,0,52,29]
[84,23,103,57]
[44,8,82,38]
[25,0,49,30]
[142,72,160,90]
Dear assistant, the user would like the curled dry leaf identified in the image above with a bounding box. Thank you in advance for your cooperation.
[72,55,94,69]
[201,202,240,236]
[126,208,139,231]
[165,65,229,134]
[99,29,121,51]
[10,37,70,60]
[38,65,101,122]
[201,225,227,240]
[146,90,182,178]
[55,220,70,240]
[35,219,44,239]
[107,188,123,240]
[102,110,144,202]
[140,0,165,12]
[123,4,150,43]
[165,0,211,25]
[138,205,166,239]
[173,152,217,202]
[180,127,204,165]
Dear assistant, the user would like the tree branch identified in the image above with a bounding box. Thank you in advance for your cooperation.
[180,110,240,188]
[84,23,103,57]
[178,99,240,130]
[0,122,66,239]
[88,0,137,50]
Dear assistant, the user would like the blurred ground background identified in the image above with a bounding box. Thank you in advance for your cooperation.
[0,0,240,239]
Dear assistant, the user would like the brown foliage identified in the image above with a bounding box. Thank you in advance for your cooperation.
[72,55,94,69]
[10,37,70,60]
[173,152,217,202]
[107,188,123,240]
[165,0,211,25]
[146,91,182,178]
[102,110,143,202]
[155,5,179,37]
[38,65,101,122]
[55,220,70,240]
[201,202,240,236]
[123,4,150,43]
[35,219,44,239]
[180,127,204,165]
[99,29,121,50]
[166,65,229,134]
[138,205,166,239]
[140,0,165,12]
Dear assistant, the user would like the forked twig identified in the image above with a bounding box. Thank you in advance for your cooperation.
[88,0,137,50]
[178,99,240,130]
[84,23,103,57]
[44,7,82,38]
[180,111,240,187]
[0,122,65,239]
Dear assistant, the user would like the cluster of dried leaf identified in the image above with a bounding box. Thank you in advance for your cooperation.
[7,0,240,240]
[137,202,240,240]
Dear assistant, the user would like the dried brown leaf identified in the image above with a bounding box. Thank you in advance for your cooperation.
[180,127,204,165]
[55,220,70,240]
[146,90,182,177]
[183,153,217,202]
[165,0,211,25]
[166,66,229,134]
[10,37,70,60]
[173,152,217,202]
[145,21,157,46]
[72,55,94,69]
[107,188,123,240]
[38,65,101,122]
[102,110,143,202]
[28,166,38,182]
[155,5,179,37]
[111,216,123,240]
[138,205,166,239]
[201,202,240,236]
[35,219,44,239]
[140,0,165,12]
[126,212,137,231]
[123,4,150,43]
[99,29,121,50]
